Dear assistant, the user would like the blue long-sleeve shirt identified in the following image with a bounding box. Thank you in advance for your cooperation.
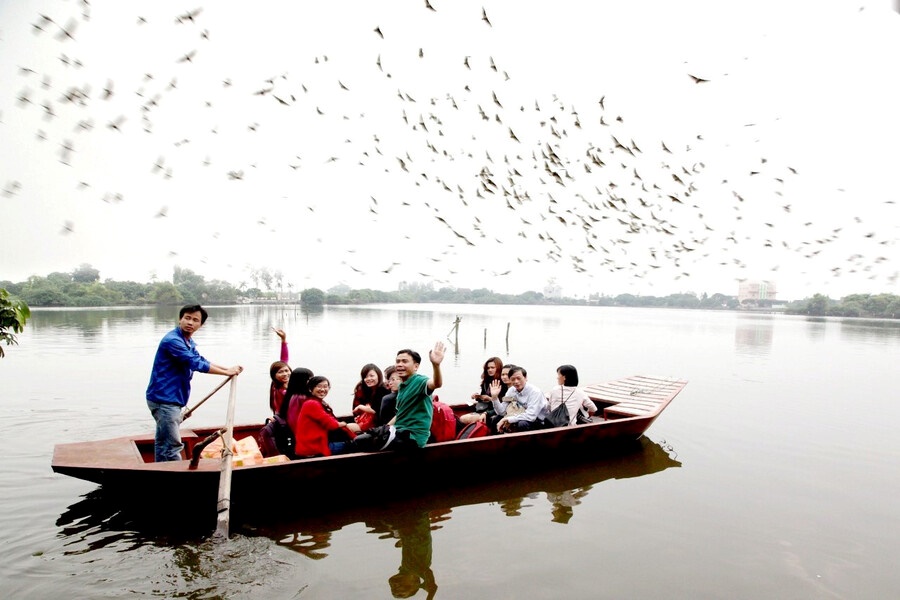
[146,327,211,407]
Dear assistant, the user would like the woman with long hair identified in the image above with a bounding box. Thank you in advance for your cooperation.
[351,363,384,430]
[284,367,314,434]
[460,357,508,425]
[471,356,505,402]
[267,328,291,415]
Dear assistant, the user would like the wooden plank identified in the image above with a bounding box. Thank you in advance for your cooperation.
[609,399,659,409]
[610,401,656,411]
[604,405,650,418]
[583,384,637,400]
[590,376,687,421]
[605,384,674,400]
[585,388,662,405]
[585,376,686,407]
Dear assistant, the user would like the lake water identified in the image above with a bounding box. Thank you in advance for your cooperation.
[1,304,898,599]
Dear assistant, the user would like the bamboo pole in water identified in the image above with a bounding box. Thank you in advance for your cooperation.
[213,376,238,540]
[447,316,461,339]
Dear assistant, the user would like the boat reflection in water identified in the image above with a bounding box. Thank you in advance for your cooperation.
[253,437,680,584]
[54,436,678,598]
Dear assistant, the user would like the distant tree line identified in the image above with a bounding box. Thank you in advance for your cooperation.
[2,264,897,318]
[783,293,900,318]
[2,264,240,307]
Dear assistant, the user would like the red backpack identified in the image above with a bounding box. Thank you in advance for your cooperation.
[456,421,489,440]
[430,396,458,443]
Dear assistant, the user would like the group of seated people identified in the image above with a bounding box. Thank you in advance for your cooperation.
[459,356,597,433]
[266,329,596,460]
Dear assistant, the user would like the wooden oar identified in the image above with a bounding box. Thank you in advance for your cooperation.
[188,428,226,470]
[213,375,238,540]
[182,374,234,421]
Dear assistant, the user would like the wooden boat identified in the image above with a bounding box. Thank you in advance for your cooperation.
[51,375,686,515]
[56,435,681,539]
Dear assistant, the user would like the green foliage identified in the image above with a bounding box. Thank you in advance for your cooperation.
[699,293,733,309]
[784,293,900,318]
[516,290,545,303]
[47,271,73,285]
[29,289,67,305]
[172,266,239,304]
[6,266,898,319]
[105,280,153,303]
[784,293,831,316]
[614,294,641,307]
[72,263,100,283]
[248,267,275,292]
[0,289,30,357]
[671,293,702,308]
[151,281,183,304]
[327,283,351,297]
[10,265,240,306]
[301,288,326,306]
[0,280,20,295]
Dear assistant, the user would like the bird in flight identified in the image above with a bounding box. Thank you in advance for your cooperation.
[2,181,22,197]
[55,18,77,42]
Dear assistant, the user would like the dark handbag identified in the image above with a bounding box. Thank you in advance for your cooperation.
[576,409,593,425]
[258,414,296,459]
[350,424,394,452]
[474,400,492,413]
[548,386,579,428]
[548,401,570,428]
[328,424,355,443]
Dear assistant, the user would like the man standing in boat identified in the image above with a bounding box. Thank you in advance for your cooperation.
[146,305,243,462]
[388,342,445,450]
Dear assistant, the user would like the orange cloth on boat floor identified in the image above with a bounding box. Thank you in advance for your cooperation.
[199,435,264,464]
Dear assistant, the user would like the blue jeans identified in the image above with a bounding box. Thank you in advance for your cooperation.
[147,400,184,462]
[328,441,352,456]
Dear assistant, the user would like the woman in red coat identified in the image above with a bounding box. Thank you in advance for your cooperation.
[294,376,361,457]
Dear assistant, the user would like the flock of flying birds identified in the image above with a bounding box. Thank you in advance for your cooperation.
[3,1,896,295]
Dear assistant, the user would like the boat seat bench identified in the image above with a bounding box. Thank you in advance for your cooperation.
[582,376,680,420]
[601,404,653,418]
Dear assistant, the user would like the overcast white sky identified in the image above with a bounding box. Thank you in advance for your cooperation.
[1,0,898,300]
